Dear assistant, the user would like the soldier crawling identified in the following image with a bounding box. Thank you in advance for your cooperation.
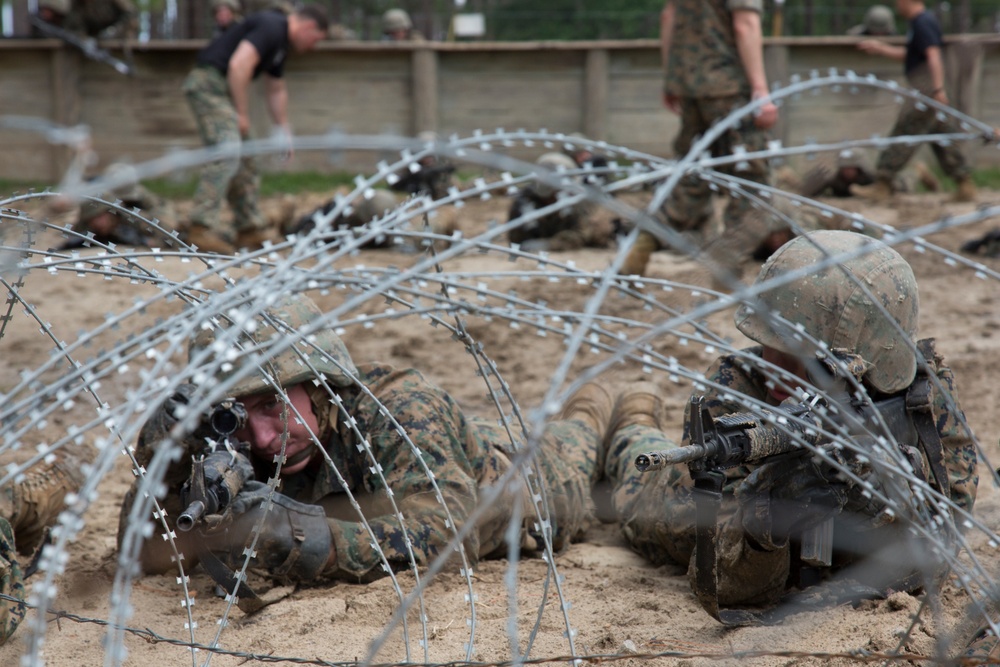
[600,230,978,619]
[117,294,628,594]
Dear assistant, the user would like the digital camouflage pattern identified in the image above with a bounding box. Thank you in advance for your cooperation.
[187,294,359,396]
[604,342,978,610]
[663,0,764,99]
[507,186,609,252]
[0,518,26,646]
[0,455,86,644]
[735,230,920,394]
[627,0,774,277]
[874,97,971,184]
[183,67,268,237]
[41,0,136,38]
[120,363,601,581]
[287,190,402,244]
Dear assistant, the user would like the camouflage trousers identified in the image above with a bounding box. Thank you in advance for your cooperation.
[0,518,26,646]
[875,98,970,183]
[183,66,267,235]
[475,416,602,556]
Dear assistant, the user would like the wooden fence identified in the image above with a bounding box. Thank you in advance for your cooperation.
[2,35,1000,182]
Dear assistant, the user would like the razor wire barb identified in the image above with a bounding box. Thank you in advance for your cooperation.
[1,70,1000,666]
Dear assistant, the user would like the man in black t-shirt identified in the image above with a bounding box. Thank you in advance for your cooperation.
[182,5,328,254]
[853,0,975,203]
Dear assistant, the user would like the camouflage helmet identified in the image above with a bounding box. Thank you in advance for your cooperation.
[382,8,412,32]
[534,152,579,198]
[188,293,357,397]
[212,0,242,11]
[836,149,871,172]
[79,163,146,223]
[863,5,896,35]
[350,189,399,223]
[735,230,919,394]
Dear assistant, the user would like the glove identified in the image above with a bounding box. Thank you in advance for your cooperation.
[736,453,850,551]
[199,482,335,583]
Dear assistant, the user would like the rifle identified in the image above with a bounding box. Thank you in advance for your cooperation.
[635,385,949,626]
[176,399,253,532]
[29,14,135,76]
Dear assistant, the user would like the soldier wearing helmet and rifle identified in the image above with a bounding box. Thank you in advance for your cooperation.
[599,230,978,623]
[117,294,616,606]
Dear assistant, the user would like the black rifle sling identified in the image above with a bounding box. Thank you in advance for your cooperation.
[690,469,765,626]
[907,339,950,496]
[198,548,265,614]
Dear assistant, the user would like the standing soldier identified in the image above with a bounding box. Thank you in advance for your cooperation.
[853,0,976,203]
[182,4,329,254]
[622,0,779,280]
[34,0,136,38]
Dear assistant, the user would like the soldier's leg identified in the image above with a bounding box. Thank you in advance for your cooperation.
[662,99,715,232]
[530,383,614,549]
[927,115,977,201]
[603,384,695,566]
[184,68,242,240]
[874,101,933,182]
[700,95,774,282]
[0,518,26,646]
[225,151,268,236]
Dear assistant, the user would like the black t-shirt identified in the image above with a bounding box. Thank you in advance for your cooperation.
[196,10,289,79]
[905,11,942,76]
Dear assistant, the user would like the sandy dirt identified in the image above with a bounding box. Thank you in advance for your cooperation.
[1,186,1000,666]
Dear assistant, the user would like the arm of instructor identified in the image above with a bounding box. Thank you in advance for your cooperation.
[732,8,778,130]
[227,40,260,138]
[660,1,680,113]
[265,75,294,161]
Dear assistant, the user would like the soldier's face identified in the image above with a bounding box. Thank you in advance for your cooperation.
[761,346,807,403]
[291,19,326,53]
[214,6,235,27]
[235,384,320,475]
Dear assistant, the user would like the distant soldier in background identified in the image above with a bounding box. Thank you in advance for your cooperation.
[382,8,424,41]
[285,190,400,247]
[390,132,456,201]
[799,150,939,199]
[854,0,976,203]
[846,4,896,36]
[211,0,243,36]
[621,0,779,282]
[181,4,329,254]
[563,134,611,187]
[34,0,136,38]
[58,163,176,250]
[507,153,615,252]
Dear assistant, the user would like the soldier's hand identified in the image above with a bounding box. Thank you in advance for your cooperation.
[736,453,849,551]
[751,93,778,130]
[662,92,681,114]
[199,484,335,582]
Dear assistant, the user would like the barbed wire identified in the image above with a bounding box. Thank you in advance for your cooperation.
[2,72,1000,666]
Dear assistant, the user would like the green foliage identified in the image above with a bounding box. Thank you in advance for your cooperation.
[487,0,662,41]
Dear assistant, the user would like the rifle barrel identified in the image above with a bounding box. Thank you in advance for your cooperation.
[635,445,706,472]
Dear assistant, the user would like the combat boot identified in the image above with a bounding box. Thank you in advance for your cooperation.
[620,230,660,277]
[953,176,977,203]
[850,178,893,203]
[0,456,86,555]
[559,382,613,440]
[186,225,236,254]
[606,382,664,442]
[235,227,280,250]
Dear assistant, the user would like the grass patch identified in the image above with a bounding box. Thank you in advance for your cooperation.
[1,171,361,201]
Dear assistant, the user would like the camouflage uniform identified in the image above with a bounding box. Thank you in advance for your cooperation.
[507,153,611,252]
[60,175,176,250]
[628,0,773,276]
[606,231,978,614]
[39,0,136,38]
[118,296,601,583]
[0,456,86,644]
[286,190,401,247]
[184,65,268,238]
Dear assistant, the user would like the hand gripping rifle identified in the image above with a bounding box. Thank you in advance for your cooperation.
[29,14,135,76]
[635,372,950,625]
